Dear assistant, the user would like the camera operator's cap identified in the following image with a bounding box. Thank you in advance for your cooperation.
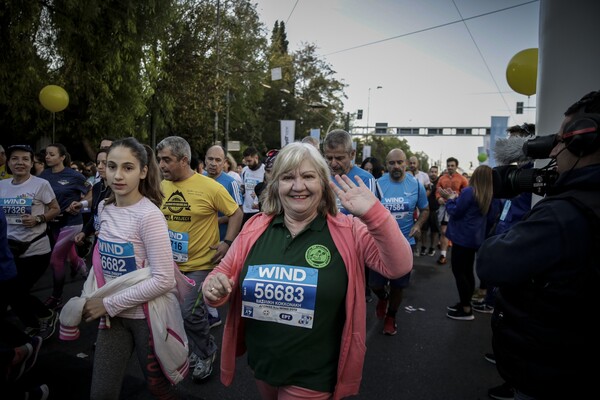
[6,144,34,159]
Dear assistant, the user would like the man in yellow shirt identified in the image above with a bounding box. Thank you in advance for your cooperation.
[156,136,243,382]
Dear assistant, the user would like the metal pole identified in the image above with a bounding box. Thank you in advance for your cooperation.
[366,87,371,135]
[224,89,230,152]
[366,86,382,135]
[214,0,221,145]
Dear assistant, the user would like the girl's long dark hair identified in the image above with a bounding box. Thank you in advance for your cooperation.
[104,138,164,208]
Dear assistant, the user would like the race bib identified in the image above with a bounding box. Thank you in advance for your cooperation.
[1,197,33,225]
[382,200,409,219]
[98,238,137,278]
[241,264,318,329]
[169,230,189,263]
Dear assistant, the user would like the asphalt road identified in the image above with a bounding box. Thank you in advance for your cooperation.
[18,250,502,400]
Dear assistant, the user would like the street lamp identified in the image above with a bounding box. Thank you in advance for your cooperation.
[366,86,383,133]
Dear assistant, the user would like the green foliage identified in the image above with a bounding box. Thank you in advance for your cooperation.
[0,1,51,137]
[355,136,430,172]
[0,0,349,161]
[258,22,347,151]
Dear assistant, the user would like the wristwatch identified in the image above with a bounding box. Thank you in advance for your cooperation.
[223,239,233,246]
[35,215,45,225]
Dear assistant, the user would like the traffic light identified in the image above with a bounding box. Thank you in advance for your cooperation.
[357,109,363,119]
[516,102,524,114]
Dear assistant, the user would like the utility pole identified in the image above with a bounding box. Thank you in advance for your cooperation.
[366,85,382,135]
[224,89,230,152]
[214,0,221,145]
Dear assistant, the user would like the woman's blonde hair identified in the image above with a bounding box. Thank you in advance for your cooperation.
[261,143,338,217]
[225,152,237,172]
[470,165,493,215]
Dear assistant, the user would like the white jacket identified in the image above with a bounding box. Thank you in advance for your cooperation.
[59,267,192,384]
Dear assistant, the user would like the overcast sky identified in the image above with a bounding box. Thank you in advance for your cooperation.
[253,0,540,169]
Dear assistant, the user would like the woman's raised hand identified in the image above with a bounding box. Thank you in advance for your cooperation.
[330,175,377,217]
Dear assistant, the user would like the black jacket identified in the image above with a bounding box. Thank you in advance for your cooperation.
[477,164,600,398]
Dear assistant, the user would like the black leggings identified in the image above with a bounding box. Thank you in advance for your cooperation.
[450,243,477,307]
[10,253,53,328]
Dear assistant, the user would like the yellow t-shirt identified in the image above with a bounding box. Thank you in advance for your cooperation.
[161,173,239,272]
[0,165,12,180]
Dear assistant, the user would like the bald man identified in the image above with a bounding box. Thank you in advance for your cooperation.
[371,149,429,335]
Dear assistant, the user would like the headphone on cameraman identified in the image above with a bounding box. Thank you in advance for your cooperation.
[561,113,600,156]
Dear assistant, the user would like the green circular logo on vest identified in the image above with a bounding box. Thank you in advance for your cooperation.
[305,245,331,268]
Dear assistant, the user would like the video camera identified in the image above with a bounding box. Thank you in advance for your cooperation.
[492,135,559,198]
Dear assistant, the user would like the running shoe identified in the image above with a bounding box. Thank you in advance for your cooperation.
[38,310,58,341]
[383,316,397,336]
[446,308,474,321]
[192,352,216,381]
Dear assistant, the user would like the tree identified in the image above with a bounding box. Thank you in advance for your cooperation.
[293,43,346,138]
[49,0,175,146]
[0,1,51,138]
[259,22,347,151]
[354,136,430,172]
[0,1,348,161]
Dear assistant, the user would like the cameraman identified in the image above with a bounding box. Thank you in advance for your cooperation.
[478,123,535,400]
[477,90,600,400]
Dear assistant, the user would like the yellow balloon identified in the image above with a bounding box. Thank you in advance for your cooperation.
[506,48,538,96]
[39,85,69,112]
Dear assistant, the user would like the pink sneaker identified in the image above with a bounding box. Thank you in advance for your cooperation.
[383,316,397,336]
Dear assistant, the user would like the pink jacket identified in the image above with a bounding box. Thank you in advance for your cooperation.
[205,201,412,399]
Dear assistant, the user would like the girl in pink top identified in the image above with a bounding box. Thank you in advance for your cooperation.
[82,138,181,400]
